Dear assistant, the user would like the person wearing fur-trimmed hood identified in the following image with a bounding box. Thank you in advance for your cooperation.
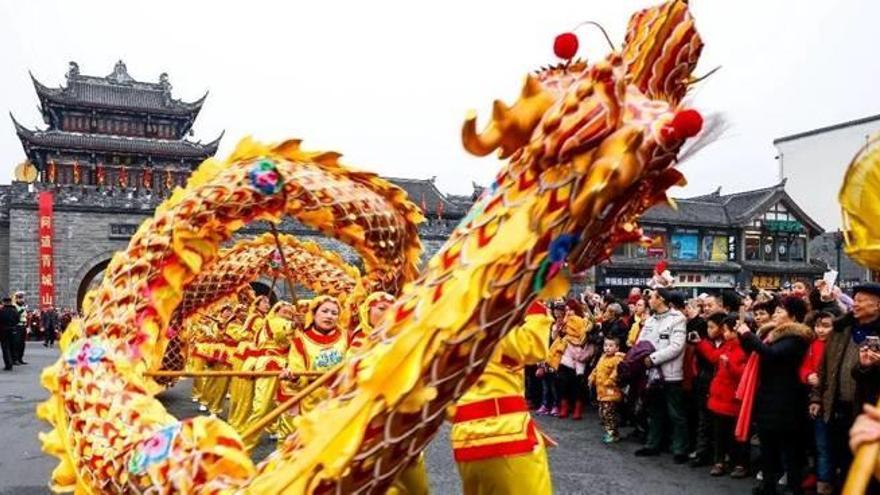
[737,295,814,495]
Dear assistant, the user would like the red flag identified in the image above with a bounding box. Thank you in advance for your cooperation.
[37,191,55,310]
[735,353,760,442]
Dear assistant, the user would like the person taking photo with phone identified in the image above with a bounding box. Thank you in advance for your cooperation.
[810,282,880,492]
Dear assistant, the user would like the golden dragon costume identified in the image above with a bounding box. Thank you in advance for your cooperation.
[38,1,708,492]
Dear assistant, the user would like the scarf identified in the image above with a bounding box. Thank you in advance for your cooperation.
[735,351,760,442]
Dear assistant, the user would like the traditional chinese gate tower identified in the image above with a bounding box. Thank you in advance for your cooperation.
[3,61,221,309]
[12,60,220,191]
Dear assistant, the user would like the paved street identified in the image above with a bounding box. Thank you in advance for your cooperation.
[1,344,752,494]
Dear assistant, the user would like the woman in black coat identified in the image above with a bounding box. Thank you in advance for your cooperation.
[738,296,814,495]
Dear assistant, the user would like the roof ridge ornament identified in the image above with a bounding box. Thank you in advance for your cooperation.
[159,73,172,93]
[66,61,80,81]
[107,60,134,84]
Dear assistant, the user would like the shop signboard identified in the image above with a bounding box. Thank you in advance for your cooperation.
[676,272,735,288]
[765,220,804,233]
[671,233,699,260]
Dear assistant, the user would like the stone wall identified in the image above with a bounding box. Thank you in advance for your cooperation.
[8,206,147,309]
[0,222,9,297]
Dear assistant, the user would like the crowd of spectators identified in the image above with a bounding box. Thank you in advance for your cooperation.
[525,279,880,494]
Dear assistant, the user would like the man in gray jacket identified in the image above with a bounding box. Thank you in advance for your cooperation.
[634,287,689,463]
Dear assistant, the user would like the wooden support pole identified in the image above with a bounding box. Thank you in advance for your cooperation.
[145,369,323,379]
[240,362,344,440]
[269,223,297,305]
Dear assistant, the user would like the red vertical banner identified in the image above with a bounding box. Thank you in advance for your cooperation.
[38,191,55,310]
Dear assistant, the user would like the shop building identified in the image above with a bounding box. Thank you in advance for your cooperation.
[596,180,826,297]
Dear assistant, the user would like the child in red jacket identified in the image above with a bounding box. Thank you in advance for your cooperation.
[804,311,834,495]
[697,313,749,478]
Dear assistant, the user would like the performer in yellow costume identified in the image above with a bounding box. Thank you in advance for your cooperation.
[226,295,270,433]
[186,316,213,408]
[451,300,554,495]
[276,295,348,440]
[348,291,395,351]
[197,303,238,415]
[240,301,294,450]
[348,292,430,495]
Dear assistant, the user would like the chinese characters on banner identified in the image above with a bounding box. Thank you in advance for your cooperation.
[38,191,54,309]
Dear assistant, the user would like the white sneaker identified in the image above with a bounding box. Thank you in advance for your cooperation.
[199,405,208,412]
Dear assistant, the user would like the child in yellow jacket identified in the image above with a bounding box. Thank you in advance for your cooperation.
[588,336,625,444]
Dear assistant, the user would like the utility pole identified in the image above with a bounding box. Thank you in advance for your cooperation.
[835,229,843,275]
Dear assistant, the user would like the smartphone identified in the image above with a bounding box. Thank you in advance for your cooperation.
[865,336,880,352]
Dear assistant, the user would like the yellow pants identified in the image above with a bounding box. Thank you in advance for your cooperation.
[200,362,230,415]
[275,411,296,445]
[456,447,552,495]
[240,376,280,451]
[226,375,255,433]
[273,380,329,443]
[387,453,430,495]
[189,356,207,402]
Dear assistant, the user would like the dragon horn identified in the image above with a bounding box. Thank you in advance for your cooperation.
[462,110,503,157]
[461,74,555,158]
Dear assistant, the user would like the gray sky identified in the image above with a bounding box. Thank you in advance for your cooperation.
[1,0,877,197]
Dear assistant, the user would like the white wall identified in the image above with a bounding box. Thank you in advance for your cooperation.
[775,118,880,231]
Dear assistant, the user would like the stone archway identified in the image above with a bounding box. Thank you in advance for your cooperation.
[68,251,119,312]
[76,259,111,312]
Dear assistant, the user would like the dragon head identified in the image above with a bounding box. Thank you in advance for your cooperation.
[463,0,703,167]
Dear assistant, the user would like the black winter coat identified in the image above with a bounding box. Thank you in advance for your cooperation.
[688,317,713,396]
[740,322,814,431]
[0,304,19,335]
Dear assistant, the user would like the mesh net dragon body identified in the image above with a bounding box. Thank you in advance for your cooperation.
[160,232,366,379]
